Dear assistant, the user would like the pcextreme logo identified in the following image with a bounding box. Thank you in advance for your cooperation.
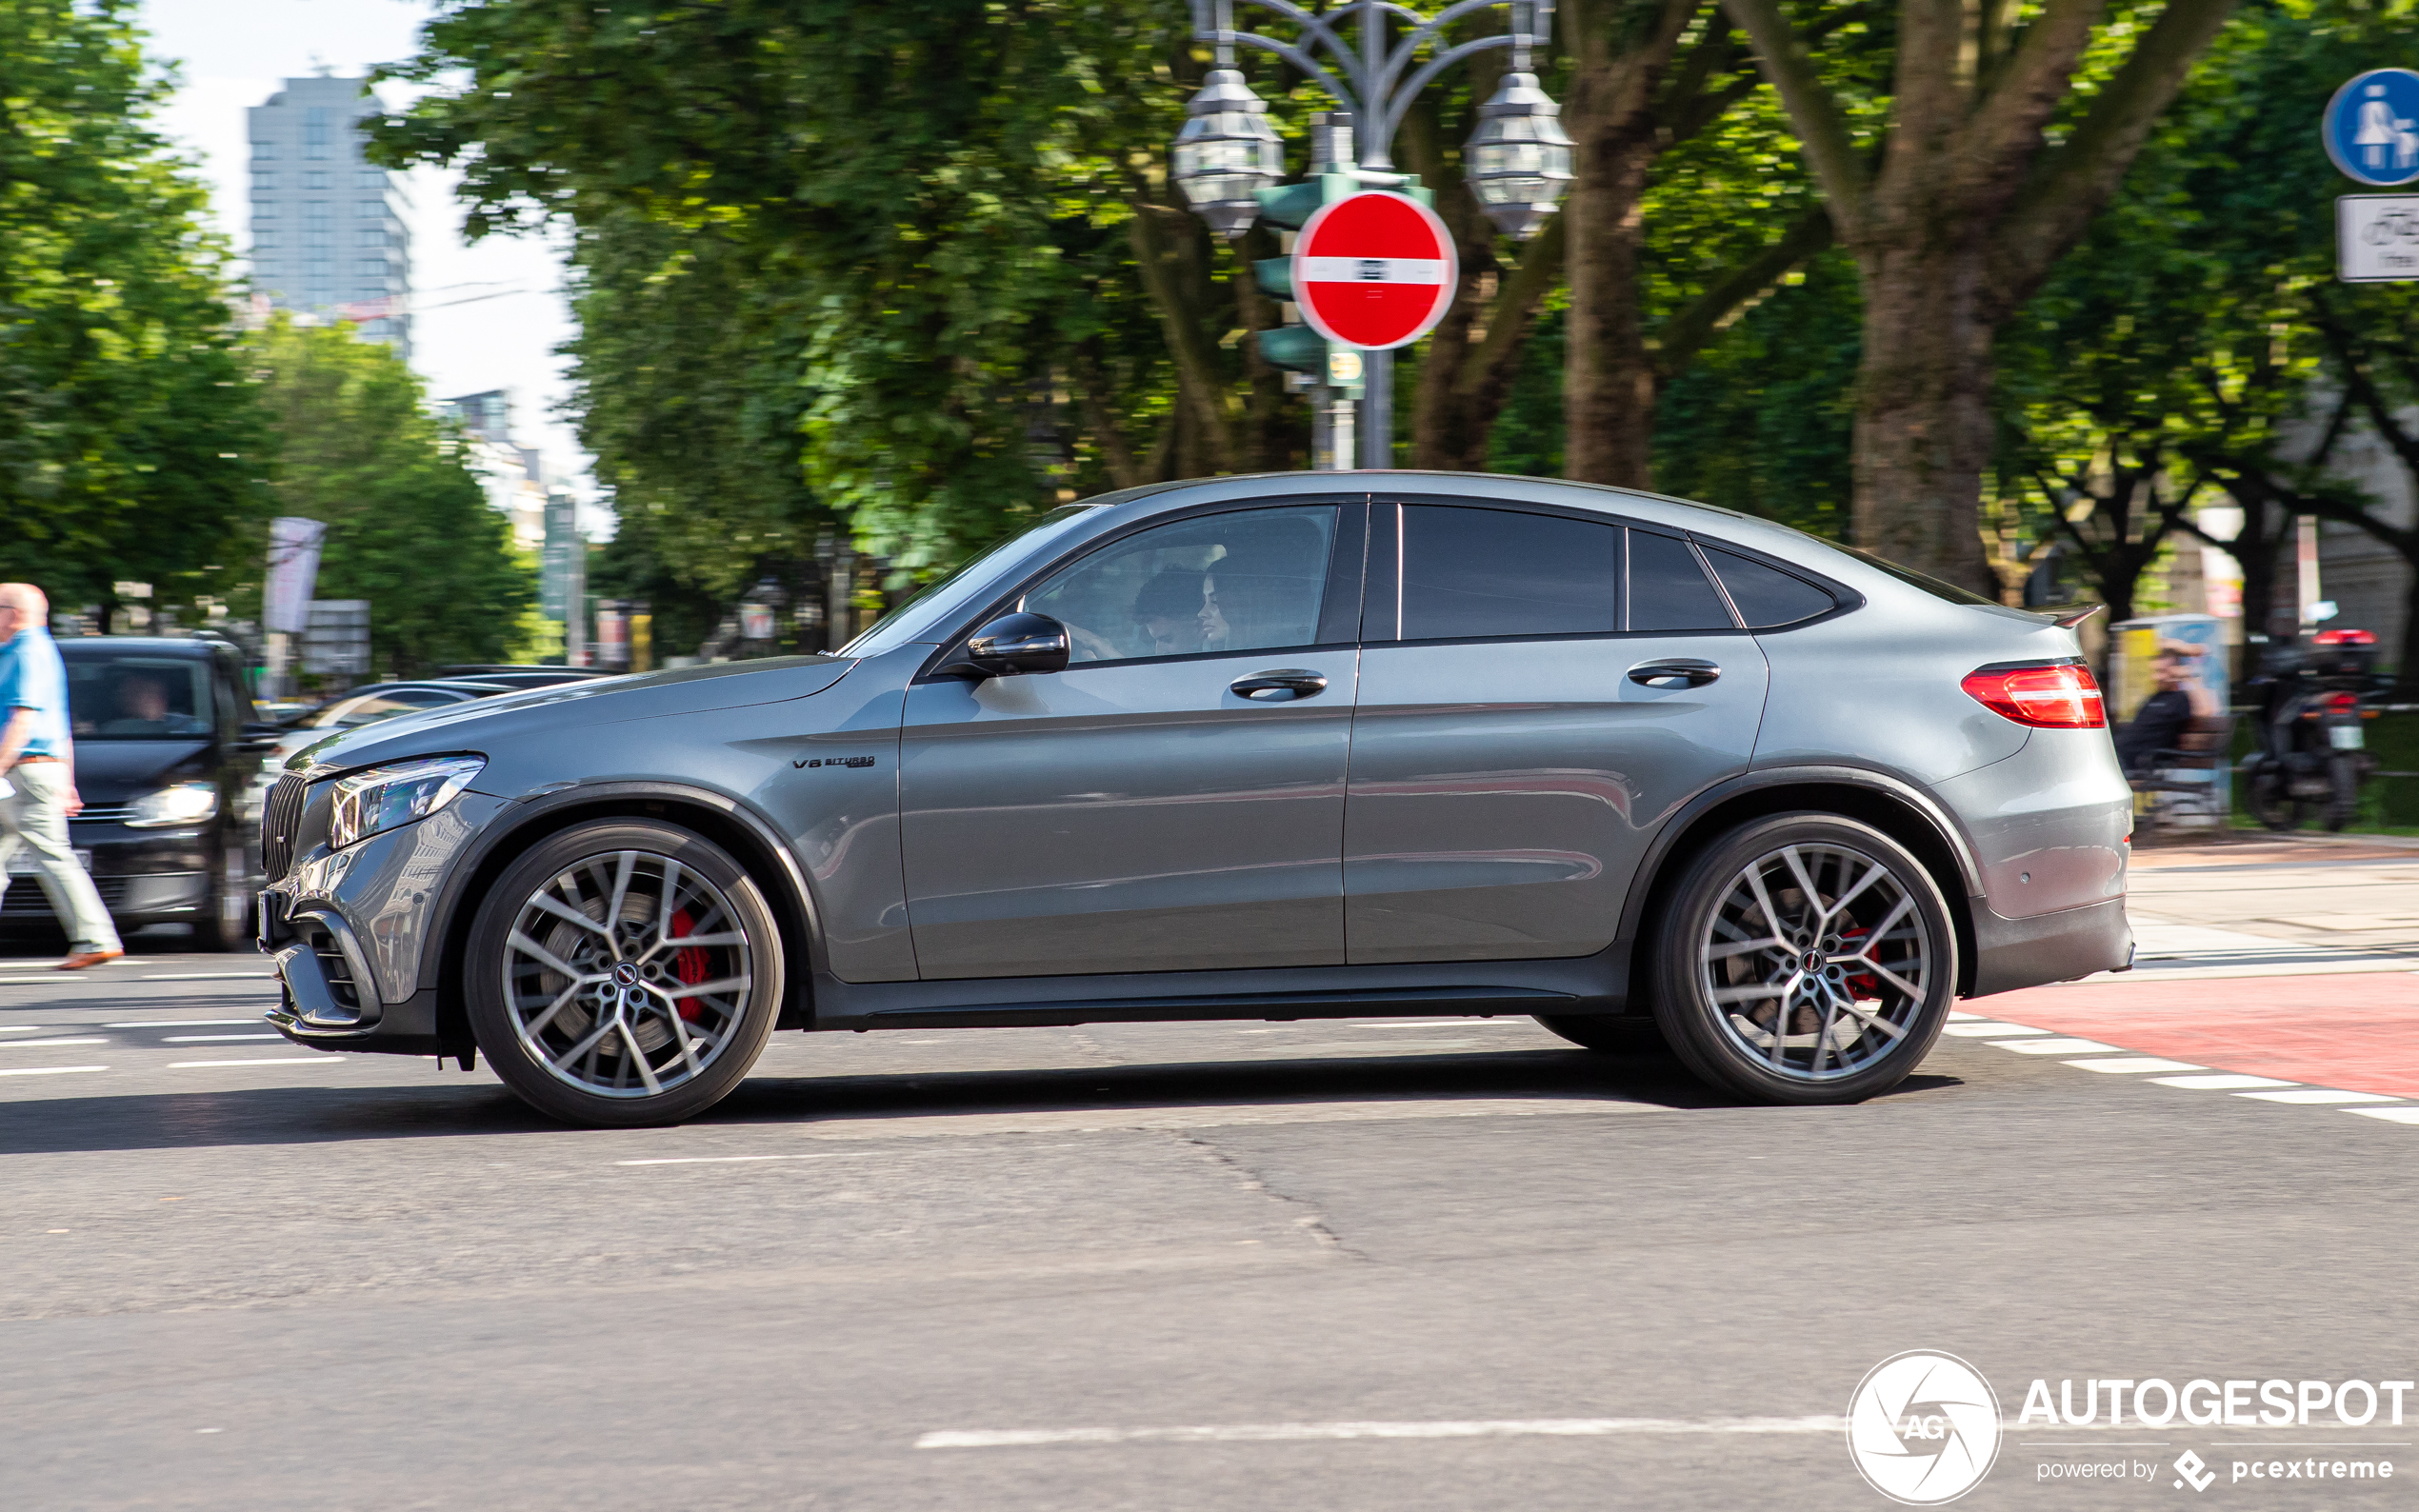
[1848,1351,2004,1505]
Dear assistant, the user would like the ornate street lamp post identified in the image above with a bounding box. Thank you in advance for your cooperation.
[1172,0,1569,468]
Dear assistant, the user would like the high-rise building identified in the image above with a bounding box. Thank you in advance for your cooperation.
[246,75,412,361]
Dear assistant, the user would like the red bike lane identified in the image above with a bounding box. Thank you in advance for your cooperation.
[1973,971,2419,1099]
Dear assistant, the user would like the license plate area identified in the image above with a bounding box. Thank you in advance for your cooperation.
[2329,725,2365,750]
[6,847,90,877]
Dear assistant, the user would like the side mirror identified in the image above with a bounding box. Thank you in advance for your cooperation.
[940,613,1071,680]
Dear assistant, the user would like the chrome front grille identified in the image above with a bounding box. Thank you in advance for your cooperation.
[68,804,134,825]
[263,773,307,881]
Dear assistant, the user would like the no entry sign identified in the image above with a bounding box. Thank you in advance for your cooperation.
[1291,190,1458,350]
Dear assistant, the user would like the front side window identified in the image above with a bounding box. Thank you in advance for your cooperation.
[1023,507,1336,666]
[1629,530,1737,632]
[1399,504,1622,642]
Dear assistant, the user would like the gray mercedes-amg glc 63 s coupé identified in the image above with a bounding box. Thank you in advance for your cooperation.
[258,473,2132,1125]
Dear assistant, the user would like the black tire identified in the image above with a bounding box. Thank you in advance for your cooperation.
[2245,761,2304,833]
[2324,753,2361,832]
[191,848,250,952]
[1534,1014,1669,1053]
[466,820,785,1127]
[1647,812,1955,1105]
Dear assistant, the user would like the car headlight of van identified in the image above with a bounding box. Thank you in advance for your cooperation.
[124,782,221,829]
[327,756,486,851]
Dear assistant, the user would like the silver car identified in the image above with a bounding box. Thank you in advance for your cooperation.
[259,473,2132,1125]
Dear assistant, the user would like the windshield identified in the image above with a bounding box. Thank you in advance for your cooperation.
[840,505,1099,658]
[61,649,216,740]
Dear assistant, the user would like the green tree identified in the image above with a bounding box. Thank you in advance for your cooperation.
[0,0,267,622]
[248,317,534,678]
[1723,0,2241,587]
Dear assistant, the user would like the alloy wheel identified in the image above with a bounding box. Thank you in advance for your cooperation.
[1696,841,1934,1083]
[500,848,754,1099]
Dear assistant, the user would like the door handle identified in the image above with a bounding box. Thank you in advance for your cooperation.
[1230,668,1329,702]
[1627,658,1720,689]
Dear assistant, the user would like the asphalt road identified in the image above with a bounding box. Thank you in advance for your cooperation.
[4,911,2417,1511]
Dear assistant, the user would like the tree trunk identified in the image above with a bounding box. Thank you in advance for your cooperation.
[1562,129,1661,487]
[1558,0,1697,488]
[1850,240,1995,587]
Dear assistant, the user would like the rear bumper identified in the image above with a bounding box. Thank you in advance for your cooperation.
[1967,896,2132,998]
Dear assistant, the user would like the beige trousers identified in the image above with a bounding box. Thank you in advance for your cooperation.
[0,763,124,954]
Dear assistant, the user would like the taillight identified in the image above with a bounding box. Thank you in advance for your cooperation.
[1961,663,2107,728]
[2328,692,2359,715]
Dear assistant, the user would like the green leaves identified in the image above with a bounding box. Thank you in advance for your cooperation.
[0,0,266,620]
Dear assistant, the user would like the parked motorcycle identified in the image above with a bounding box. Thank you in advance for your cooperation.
[2242,627,2381,832]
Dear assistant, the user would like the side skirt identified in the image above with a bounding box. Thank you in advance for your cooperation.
[806,945,1631,1031]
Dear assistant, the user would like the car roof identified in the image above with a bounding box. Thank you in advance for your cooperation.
[56,635,221,657]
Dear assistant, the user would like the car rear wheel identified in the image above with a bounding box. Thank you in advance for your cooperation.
[1648,813,1954,1105]
[466,820,784,1127]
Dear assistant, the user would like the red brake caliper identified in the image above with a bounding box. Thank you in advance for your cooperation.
[668,908,711,1020]
[1837,925,1880,998]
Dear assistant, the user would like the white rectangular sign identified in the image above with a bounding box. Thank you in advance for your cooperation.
[2338,194,2419,281]
[262,516,326,634]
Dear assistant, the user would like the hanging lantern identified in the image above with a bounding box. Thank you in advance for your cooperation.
[1170,69,1284,239]
[1464,71,1573,240]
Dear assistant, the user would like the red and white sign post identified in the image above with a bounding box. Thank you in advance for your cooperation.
[1290,190,1459,349]
[1289,189,1457,468]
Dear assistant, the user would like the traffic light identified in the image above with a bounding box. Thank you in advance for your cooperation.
[1256,325,1327,374]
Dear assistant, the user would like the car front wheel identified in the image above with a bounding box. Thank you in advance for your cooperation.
[466,820,785,1126]
[1649,813,1954,1105]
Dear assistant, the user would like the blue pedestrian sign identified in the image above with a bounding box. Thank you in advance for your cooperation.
[2324,69,2419,187]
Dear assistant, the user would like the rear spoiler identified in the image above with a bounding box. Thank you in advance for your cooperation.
[2046,605,2104,630]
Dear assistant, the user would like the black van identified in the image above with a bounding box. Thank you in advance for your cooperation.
[0,635,275,949]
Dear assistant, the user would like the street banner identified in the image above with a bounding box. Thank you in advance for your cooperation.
[263,516,326,634]
[1290,190,1458,350]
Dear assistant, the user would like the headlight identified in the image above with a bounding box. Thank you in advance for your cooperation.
[327,756,486,851]
[124,782,220,828]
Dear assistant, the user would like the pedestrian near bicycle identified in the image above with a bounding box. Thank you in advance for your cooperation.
[0,583,125,969]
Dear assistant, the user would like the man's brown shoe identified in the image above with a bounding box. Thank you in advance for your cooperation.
[57,949,124,971]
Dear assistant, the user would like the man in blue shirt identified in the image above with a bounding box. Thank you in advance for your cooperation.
[0,583,124,968]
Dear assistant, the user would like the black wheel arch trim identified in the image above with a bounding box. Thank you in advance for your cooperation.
[1617,765,1987,945]
[423,780,824,1046]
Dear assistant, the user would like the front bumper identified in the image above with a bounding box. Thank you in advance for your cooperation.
[260,791,506,1056]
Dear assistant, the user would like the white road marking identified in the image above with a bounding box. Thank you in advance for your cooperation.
[2349,1107,2419,1125]
[2238,1089,2403,1104]
[1946,1010,1986,1021]
[168,1058,332,1068]
[1942,1023,2049,1038]
[792,1097,1672,1142]
[2064,1058,2206,1074]
[139,972,275,981]
[1995,1037,2122,1055]
[2149,1073,2298,1090]
[0,1038,107,1049]
[615,1153,852,1167]
[915,1416,1846,1449]
[0,1064,107,1077]
[104,1020,265,1028]
[0,1025,49,1033]
[163,1034,281,1043]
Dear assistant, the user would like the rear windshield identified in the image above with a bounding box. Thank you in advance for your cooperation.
[1833,546,1998,607]
[60,648,217,739]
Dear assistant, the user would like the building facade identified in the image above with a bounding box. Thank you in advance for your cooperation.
[246,75,412,360]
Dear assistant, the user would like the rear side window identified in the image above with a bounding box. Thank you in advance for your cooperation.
[1700,545,1836,627]
[1628,531,1736,632]
[1400,505,1622,641]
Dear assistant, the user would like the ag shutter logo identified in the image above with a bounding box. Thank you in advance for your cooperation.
[1849,1351,2004,1504]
